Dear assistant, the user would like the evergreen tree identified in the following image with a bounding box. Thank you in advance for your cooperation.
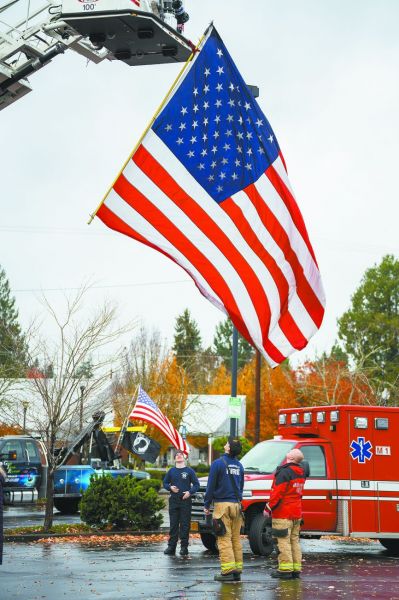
[213,318,254,370]
[0,265,27,377]
[173,309,202,362]
[173,309,202,382]
[337,254,399,398]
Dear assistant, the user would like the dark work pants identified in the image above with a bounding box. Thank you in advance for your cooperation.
[168,496,192,549]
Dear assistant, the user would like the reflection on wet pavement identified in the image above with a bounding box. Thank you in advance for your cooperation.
[1,537,399,600]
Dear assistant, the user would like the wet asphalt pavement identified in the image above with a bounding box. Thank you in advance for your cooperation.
[1,537,399,600]
[3,504,82,529]
[3,499,170,529]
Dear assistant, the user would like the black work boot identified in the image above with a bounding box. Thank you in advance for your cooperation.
[164,546,176,555]
[233,571,242,581]
[271,570,294,580]
[214,572,236,582]
[180,547,189,556]
[292,571,301,579]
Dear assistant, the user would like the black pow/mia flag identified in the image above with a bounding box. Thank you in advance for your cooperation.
[121,431,161,463]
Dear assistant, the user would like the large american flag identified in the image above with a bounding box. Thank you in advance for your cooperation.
[129,387,189,454]
[96,26,325,366]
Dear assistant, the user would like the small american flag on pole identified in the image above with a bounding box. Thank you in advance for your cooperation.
[95,25,325,366]
[129,387,189,455]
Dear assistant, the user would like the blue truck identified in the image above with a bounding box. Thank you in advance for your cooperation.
[0,411,149,512]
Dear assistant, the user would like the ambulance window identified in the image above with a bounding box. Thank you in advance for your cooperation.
[300,446,326,478]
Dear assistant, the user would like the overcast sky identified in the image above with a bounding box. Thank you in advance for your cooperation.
[1,0,399,365]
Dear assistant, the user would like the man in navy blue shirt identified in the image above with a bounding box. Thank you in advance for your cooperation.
[204,437,244,582]
[163,450,199,556]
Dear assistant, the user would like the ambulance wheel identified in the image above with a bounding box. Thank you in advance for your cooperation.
[379,539,399,555]
[248,513,274,556]
[54,498,80,514]
[200,532,218,553]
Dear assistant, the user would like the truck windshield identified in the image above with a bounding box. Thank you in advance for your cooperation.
[241,440,296,474]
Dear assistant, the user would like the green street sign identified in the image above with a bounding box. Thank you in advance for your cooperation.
[229,396,241,419]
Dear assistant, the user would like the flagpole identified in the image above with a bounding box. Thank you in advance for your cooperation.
[115,385,139,455]
[87,29,210,225]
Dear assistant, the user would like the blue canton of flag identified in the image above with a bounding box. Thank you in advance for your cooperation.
[350,437,373,464]
[137,387,160,412]
[153,27,280,203]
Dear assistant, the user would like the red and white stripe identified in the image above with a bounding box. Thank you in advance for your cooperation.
[130,397,189,454]
[98,128,325,366]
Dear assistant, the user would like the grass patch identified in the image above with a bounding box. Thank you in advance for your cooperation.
[5,523,92,535]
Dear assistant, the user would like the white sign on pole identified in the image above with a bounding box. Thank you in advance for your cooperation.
[229,396,241,419]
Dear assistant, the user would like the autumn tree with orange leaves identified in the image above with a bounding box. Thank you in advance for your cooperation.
[240,359,298,442]
[207,351,378,445]
[207,357,298,443]
[0,423,21,437]
[294,354,377,407]
[112,326,190,454]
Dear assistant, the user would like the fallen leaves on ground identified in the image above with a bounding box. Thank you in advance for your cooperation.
[33,533,202,546]
[321,536,379,544]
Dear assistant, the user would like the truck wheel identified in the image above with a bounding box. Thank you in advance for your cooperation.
[200,532,218,553]
[379,539,399,555]
[54,498,80,514]
[248,513,274,556]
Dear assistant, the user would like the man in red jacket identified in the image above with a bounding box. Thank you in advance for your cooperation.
[265,448,306,580]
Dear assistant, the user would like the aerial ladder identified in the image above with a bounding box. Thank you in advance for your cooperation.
[0,0,192,111]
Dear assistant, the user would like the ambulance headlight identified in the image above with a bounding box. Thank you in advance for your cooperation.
[303,412,312,424]
[290,413,299,424]
[279,414,287,425]
[316,411,325,423]
[354,417,368,429]
[330,411,340,423]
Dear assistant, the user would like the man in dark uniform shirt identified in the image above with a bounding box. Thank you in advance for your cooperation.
[163,450,199,556]
[204,437,244,582]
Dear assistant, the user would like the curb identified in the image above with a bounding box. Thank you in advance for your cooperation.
[5,528,170,543]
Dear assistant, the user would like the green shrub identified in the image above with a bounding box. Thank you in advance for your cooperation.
[80,475,164,530]
[138,478,162,492]
[212,436,253,459]
[195,464,210,474]
[146,469,166,481]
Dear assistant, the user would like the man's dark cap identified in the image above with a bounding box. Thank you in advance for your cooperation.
[228,437,242,457]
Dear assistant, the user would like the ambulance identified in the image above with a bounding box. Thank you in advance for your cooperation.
[191,405,399,555]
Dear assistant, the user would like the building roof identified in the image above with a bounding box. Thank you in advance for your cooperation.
[182,395,246,437]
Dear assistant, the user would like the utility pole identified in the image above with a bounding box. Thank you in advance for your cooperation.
[255,350,262,443]
[22,400,29,434]
[229,326,239,437]
[229,83,260,442]
[79,385,86,430]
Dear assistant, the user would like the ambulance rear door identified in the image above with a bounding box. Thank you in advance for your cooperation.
[348,413,377,534]
[373,414,399,535]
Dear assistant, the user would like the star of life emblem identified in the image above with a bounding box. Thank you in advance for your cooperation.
[350,437,373,463]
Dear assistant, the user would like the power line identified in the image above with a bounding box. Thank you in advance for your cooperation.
[0,225,111,236]
[11,280,190,293]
